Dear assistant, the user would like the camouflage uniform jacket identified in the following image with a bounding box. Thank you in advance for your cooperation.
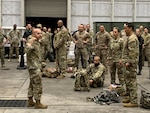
[108,37,124,62]
[54,26,68,50]
[86,30,94,47]
[144,34,150,49]
[73,30,90,48]
[8,29,20,44]
[26,38,42,70]
[84,63,105,81]
[0,33,6,49]
[122,33,139,65]
[95,31,111,49]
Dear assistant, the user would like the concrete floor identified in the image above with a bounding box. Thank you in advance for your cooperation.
[0,59,149,113]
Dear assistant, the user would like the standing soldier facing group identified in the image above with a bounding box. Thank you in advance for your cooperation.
[26,28,47,109]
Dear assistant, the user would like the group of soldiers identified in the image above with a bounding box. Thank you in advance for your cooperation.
[71,22,150,108]
[0,21,150,109]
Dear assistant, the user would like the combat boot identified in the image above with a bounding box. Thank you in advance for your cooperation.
[35,100,47,109]
[123,102,138,107]
[8,59,11,62]
[81,87,90,92]
[27,97,35,107]
[74,87,81,91]
[137,70,141,75]
[122,97,130,103]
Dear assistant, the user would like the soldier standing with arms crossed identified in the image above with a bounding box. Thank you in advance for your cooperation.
[26,28,47,109]
[121,23,139,107]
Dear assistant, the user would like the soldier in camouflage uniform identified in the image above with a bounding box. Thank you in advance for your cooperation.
[0,27,7,67]
[108,28,124,85]
[95,25,111,73]
[74,56,105,91]
[8,24,21,61]
[121,23,139,107]
[42,27,51,61]
[44,28,54,62]
[26,28,47,109]
[54,20,68,79]
[73,24,90,70]
[36,24,46,61]
[144,31,150,67]
[141,27,149,66]
[86,24,94,63]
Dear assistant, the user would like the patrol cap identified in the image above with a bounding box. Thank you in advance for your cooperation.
[36,24,42,28]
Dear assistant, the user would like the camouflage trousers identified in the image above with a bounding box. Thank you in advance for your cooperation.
[40,45,45,61]
[74,47,88,69]
[74,72,104,90]
[43,43,50,61]
[0,48,5,66]
[124,65,138,104]
[55,50,67,76]
[87,46,93,63]
[109,62,124,85]
[28,69,42,101]
[9,44,19,59]
[142,48,145,66]
[90,77,104,88]
[145,49,150,67]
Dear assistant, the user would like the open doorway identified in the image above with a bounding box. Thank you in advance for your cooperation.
[26,17,67,31]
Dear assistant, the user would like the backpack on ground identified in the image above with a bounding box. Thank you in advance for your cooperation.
[140,90,150,109]
[86,89,121,105]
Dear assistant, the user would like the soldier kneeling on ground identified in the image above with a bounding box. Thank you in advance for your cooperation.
[74,56,105,91]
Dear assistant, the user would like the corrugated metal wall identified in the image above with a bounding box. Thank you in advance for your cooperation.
[71,0,150,31]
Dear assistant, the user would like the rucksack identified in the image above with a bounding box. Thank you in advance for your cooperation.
[87,89,121,105]
[42,68,58,78]
[140,90,150,109]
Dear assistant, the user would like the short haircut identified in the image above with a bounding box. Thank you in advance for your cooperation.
[144,27,149,31]
[113,27,120,32]
[126,22,134,31]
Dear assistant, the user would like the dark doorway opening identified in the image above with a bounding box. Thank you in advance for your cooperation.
[26,17,67,31]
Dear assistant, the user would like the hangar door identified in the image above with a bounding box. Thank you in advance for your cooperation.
[25,0,67,17]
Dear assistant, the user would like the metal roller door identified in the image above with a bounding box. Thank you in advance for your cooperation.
[25,0,67,17]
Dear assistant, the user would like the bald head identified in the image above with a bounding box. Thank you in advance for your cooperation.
[32,28,42,40]
[93,56,100,66]
[57,20,63,28]
[13,24,17,30]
